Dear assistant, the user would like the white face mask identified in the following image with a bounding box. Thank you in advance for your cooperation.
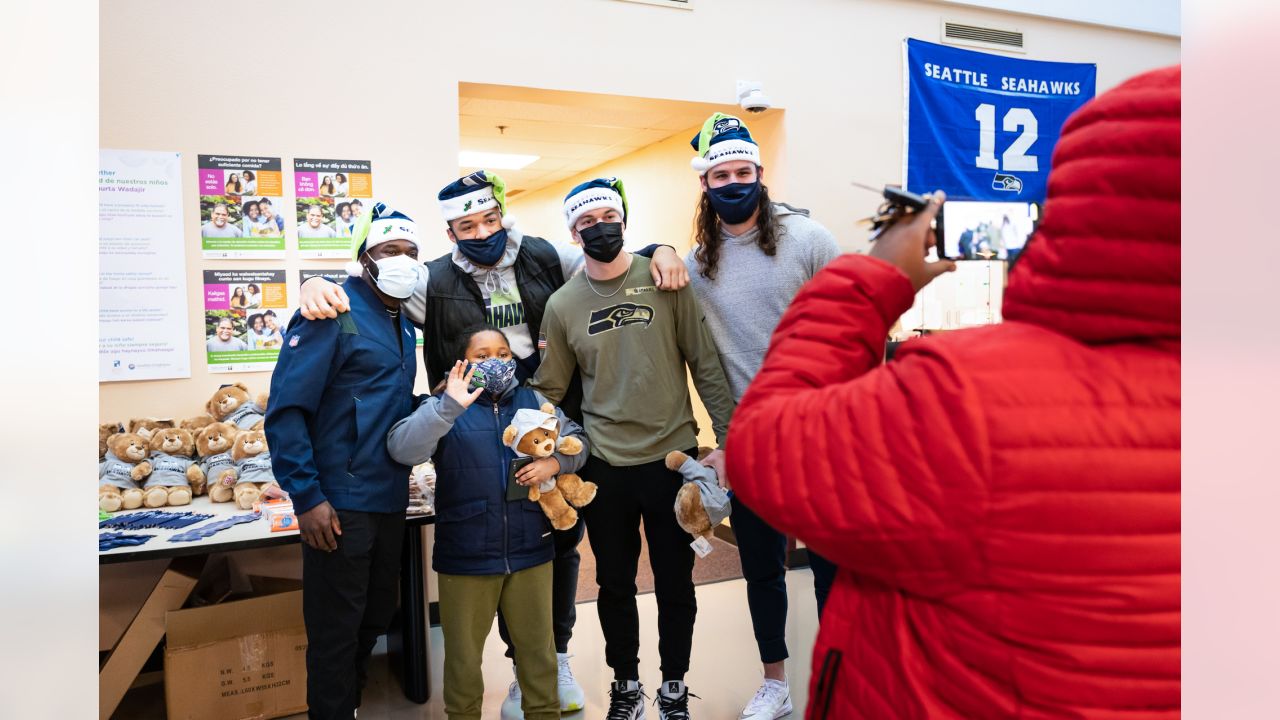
[371,253,419,299]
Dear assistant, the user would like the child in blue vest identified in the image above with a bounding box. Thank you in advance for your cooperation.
[387,324,587,720]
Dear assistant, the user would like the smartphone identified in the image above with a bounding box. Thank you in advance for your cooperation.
[506,457,535,502]
[938,201,1037,261]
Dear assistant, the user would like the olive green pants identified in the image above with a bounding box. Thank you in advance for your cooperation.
[437,561,558,720]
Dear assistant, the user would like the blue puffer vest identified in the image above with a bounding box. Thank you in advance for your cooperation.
[431,385,554,576]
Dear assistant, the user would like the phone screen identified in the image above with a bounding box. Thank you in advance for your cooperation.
[506,457,535,502]
[942,201,1035,261]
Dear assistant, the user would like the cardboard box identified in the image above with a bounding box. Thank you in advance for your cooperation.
[165,589,307,720]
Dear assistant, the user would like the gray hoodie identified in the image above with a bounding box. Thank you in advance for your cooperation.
[235,451,275,485]
[685,203,841,400]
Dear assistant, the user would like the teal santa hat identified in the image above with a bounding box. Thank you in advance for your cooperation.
[346,202,420,276]
[689,112,762,174]
[438,170,516,230]
[562,177,628,228]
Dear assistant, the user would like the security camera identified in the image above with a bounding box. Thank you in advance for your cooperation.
[737,80,772,113]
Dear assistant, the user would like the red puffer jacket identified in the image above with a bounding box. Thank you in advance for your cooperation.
[726,66,1180,719]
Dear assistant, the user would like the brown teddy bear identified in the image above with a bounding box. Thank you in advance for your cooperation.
[665,448,732,557]
[141,428,204,508]
[128,417,176,443]
[229,428,279,510]
[181,414,218,434]
[502,405,596,531]
[99,432,151,513]
[196,421,240,501]
[207,383,269,431]
[99,422,123,460]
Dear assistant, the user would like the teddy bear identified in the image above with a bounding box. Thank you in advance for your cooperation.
[229,428,279,510]
[207,383,269,431]
[665,449,732,556]
[502,405,597,531]
[181,414,218,434]
[196,421,240,501]
[128,417,176,443]
[141,428,204,508]
[99,422,123,460]
[99,432,151,513]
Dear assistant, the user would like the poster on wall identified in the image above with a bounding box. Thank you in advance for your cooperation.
[294,158,374,258]
[298,269,423,346]
[203,270,290,373]
[197,154,286,259]
[100,149,193,382]
[903,38,1096,203]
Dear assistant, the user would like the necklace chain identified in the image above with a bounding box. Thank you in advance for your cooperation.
[585,260,632,298]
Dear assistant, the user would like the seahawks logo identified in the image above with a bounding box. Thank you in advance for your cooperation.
[587,303,654,336]
[713,117,741,136]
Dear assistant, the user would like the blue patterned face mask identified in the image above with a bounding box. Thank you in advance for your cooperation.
[468,357,517,396]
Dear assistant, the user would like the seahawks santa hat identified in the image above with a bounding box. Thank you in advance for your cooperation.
[689,112,762,174]
[562,177,628,228]
[438,170,516,229]
[346,202,420,276]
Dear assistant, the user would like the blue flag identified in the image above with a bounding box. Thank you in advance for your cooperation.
[904,39,1096,202]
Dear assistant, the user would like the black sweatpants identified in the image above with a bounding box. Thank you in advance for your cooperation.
[301,509,405,719]
[497,520,584,658]
[580,450,697,682]
[731,494,839,663]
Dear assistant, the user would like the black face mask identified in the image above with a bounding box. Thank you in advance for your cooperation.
[707,180,762,225]
[578,222,625,263]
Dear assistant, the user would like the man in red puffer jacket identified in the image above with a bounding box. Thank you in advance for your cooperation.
[726,65,1180,719]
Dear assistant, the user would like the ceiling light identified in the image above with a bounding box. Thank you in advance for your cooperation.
[458,151,539,170]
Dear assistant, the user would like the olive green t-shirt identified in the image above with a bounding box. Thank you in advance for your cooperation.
[529,255,735,466]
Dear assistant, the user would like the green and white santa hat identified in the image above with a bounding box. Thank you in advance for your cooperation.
[689,112,761,174]
[437,170,516,229]
[562,177,628,228]
[346,202,420,276]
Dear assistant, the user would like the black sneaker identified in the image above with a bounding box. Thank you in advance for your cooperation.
[607,679,647,720]
[656,680,698,720]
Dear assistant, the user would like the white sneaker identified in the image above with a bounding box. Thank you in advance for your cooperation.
[500,666,524,720]
[740,678,793,719]
[558,652,586,712]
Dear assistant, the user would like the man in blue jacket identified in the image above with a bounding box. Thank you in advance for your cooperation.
[265,203,420,719]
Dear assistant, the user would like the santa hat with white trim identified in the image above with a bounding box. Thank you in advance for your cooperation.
[689,112,762,174]
[438,170,516,230]
[562,177,629,229]
[345,202,420,276]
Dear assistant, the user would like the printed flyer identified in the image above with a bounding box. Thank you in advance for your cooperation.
[100,149,192,382]
[294,158,374,258]
[204,270,290,373]
[299,269,423,347]
[198,154,286,259]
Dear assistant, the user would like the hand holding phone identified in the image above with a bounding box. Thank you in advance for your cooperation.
[867,191,956,291]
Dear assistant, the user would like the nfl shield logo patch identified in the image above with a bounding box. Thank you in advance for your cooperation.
[289,335,299,347]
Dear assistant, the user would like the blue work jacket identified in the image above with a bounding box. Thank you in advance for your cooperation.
[265,277,417,513]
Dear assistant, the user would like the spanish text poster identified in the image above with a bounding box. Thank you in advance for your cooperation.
[294,158,374,258]
[203,270,290,373]
[903,38,1095,202]
[197,154,286,259]
[100,149,192,382]
[298,269,423,347]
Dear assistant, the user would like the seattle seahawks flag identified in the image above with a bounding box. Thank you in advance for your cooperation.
[904,38,1096,202]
